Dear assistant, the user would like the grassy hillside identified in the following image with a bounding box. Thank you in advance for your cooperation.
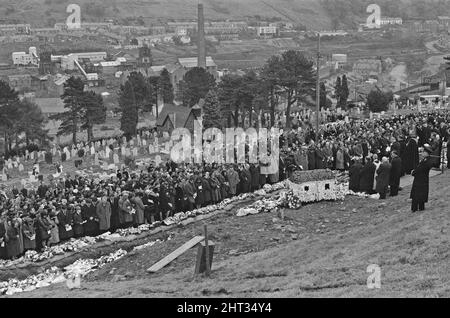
[8,171,450,298]
[0,0,332,29]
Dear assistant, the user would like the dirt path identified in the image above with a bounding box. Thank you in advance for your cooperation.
[8,171,450,298]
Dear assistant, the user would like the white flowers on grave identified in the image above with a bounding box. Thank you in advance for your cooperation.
[0,249,127,296]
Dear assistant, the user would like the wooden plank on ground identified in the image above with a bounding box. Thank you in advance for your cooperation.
[146,236,205,273]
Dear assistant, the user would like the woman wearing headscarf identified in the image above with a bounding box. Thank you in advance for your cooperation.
[57,204,74,241]
[5,215,22,259]
[48,210,60,247]
[226,166,239,196]
[132,192,145,226]
[21,214,36,252]
[72,206,84,238]
[0,215,7,259]
[208,172,220,204]
[118,192,134,228]
[96,195,112,233]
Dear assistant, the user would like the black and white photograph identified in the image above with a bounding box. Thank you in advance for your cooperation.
[0,0,449,301]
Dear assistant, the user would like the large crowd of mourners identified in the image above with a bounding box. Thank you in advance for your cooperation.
[1,109,450,260]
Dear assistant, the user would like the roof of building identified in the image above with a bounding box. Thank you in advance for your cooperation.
[156,104,192,128]
[100,61,121,67]
[34,98,65,114]
[178,56,216,68]
[54,74,70,86]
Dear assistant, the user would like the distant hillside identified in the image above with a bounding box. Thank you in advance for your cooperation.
[2,0,450,31]
[0,0,333,29]
[320,0,450,29]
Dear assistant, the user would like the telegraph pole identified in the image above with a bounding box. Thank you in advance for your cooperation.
[316,32,321,143]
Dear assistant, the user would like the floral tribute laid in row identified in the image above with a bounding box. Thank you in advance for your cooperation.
[0,181,287,269]
[0,249,128,296]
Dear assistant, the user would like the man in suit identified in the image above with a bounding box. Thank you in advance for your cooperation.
[389,151,402,197]
[410,146,434,213]
[359,156,376,194]
[349,157,363,193]
[376,157,391,200]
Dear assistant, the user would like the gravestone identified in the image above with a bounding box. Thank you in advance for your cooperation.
[132,147,138,157]
[164,142,171,153]
[154,155,162,167]
[18,164,24,172]
[113,153,120,165]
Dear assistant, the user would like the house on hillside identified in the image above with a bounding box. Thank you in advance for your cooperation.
[156,102,203,134]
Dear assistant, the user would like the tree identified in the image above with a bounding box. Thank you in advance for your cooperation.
[263,50,315,128]
[126,72,153,112]
[217,74,243,127]
[158,68,174,104]
[80,91,106,141]
[261,55,283,127]
[367,90,393,113]
[0,80,20,154]
[50,76,85,144]
[203,89,222,130]
[319,82,332,109]
[340,75,350,109]
[119,81,139,139]
[15,100,49,146]
[181,67,216,108]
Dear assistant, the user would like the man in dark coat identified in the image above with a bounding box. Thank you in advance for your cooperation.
[403,136,419,175]
[57,204,74,241]
[359,156,376,194]
[81,199,98,236]
[250,164,261,191]
[410,147,434,212]
[238,165,251,194]
[0,219,6,259]
[389,151,402,197]
[375,157,391,200]
[398,136,407,177]
[307,144,316,170]
[181,177,195,212]
[348,158,363,192]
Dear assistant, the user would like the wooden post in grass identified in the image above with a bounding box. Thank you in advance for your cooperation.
[204,225,211,276]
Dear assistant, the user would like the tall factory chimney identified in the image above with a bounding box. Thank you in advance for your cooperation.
[197,3,207,69]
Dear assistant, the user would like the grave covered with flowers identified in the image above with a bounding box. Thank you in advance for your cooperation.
[286,170,346,203]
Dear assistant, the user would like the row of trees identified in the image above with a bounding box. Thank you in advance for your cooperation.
[117,50,340,133]
[0,81,48,155]
[183,50,320,130]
